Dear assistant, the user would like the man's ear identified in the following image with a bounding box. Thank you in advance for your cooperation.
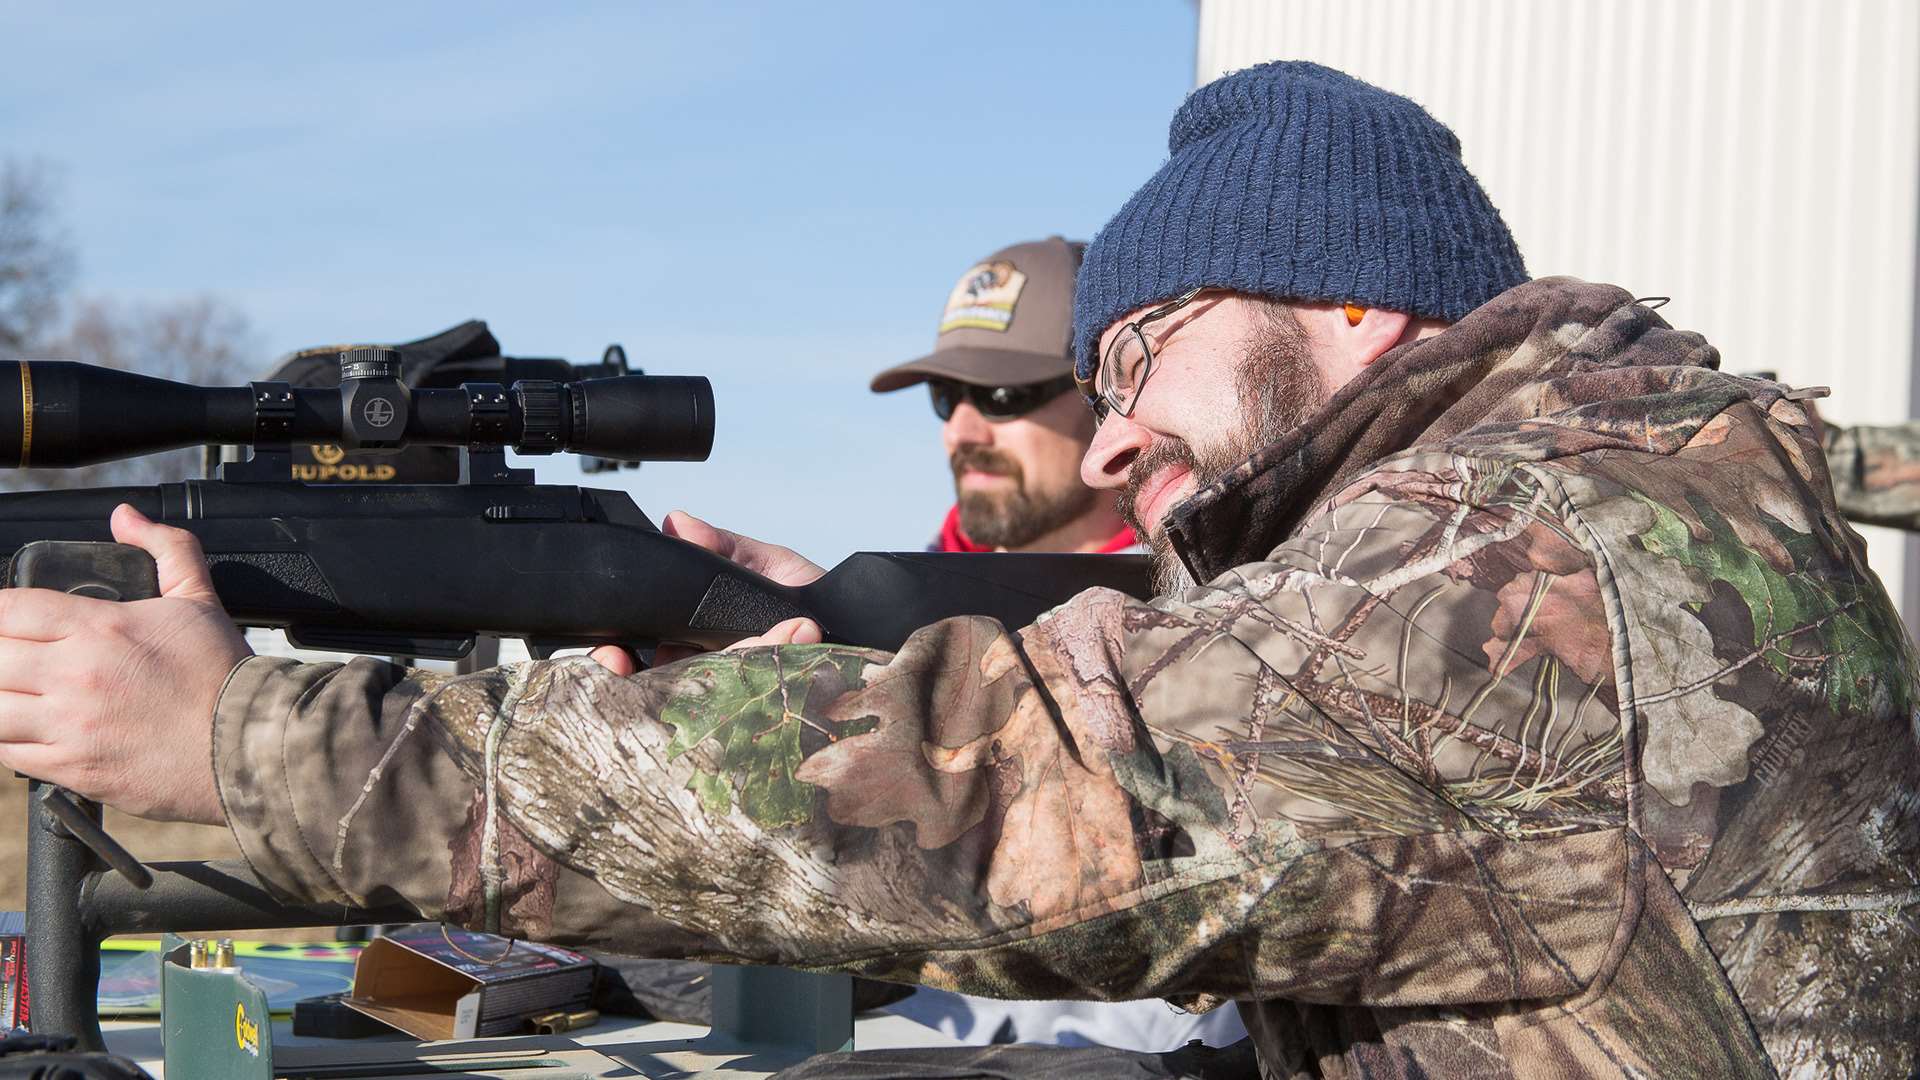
[1295,301,1415,380]
[1342,305,1414,368]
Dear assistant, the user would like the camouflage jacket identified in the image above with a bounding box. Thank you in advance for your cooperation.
[212,279,1919,1078]
[1825,420,1920,531]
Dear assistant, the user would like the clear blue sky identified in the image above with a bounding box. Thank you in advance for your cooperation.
[2,2,1198,564]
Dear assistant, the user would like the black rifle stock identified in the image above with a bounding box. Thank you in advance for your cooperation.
[6,352,1150,1048]
[0,481,1147,658]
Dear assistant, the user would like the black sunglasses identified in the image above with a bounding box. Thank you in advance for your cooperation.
[928,376,1077,422]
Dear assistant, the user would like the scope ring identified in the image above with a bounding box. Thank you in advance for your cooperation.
[464,383,511,445]
[249,381,295,444]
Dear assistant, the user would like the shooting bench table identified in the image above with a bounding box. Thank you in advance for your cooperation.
[106,1008,964,1078]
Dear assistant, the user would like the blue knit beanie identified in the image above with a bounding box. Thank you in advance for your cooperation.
[1073,61,1528,378]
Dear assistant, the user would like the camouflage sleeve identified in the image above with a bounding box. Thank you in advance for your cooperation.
[210,656,712,956]
[216,479,1635,1007]
[1822,420,1920,530]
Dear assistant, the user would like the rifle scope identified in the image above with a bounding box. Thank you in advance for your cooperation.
[0,347,714,468]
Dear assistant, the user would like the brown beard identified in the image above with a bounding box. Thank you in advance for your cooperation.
[1120,303,1326,594]
[950,444,1099,549]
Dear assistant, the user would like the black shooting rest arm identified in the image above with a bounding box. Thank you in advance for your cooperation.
[25,780,419,1051]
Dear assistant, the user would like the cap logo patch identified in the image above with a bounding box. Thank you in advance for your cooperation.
[939,260,1027,333]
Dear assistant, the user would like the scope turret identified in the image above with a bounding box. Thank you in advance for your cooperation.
[0,357,714,469]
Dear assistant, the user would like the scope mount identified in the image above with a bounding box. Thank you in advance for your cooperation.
[222,347,545,485]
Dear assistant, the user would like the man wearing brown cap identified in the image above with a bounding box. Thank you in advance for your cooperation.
[871,237,1137,556]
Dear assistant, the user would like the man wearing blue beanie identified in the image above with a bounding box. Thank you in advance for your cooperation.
[1057,62,1914,1075]
[9,63,1912,1078]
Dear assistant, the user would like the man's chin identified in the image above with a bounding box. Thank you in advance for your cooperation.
[957,490,1017,524]
[1147,531,1198,596]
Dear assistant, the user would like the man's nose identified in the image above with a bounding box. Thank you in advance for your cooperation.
[1081,411,1150,491]
[942,401,993,454]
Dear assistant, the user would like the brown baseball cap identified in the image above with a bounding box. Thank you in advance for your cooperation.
[870,236,1085,392]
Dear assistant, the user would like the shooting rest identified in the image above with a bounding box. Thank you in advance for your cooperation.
[26,778,855,1059]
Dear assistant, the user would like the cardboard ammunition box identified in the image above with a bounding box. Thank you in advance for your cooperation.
[0,911,25,1030]
[343,927,594,1040]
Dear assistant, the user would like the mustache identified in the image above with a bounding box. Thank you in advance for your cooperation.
[1118,438,1198,536]
[950,445,1024,483]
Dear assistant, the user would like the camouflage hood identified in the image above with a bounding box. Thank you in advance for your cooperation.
[211,277,1919,1079]
[1168,277,1723,581]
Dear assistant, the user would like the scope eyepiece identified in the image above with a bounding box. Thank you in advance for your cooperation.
[0,360,714,469]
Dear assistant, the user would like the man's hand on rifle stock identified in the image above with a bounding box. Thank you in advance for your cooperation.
[0,505,250,826]
[0,501,830,816]
[590,510,828,675]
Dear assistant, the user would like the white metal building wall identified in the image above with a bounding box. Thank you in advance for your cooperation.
[1194,0,1920,609]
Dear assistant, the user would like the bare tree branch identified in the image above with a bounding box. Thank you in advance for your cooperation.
[0,156,260,489]
[0,158,76,354]
[2,295,258,489]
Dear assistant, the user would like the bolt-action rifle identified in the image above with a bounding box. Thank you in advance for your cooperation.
[6,347,1149,1049]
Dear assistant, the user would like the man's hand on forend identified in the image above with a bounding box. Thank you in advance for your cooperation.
[0,504,251,825]
[660,509,827,586]
[590,510,827,675]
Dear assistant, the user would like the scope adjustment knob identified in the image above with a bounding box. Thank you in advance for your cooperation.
[340,346,401,382]
[338,346,409,451]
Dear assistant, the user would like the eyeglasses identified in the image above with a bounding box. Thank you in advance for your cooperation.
[1087,287,1204,424]
[928,375,1077,422]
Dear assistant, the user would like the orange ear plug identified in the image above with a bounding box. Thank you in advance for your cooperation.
[1344,303,1366,326]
